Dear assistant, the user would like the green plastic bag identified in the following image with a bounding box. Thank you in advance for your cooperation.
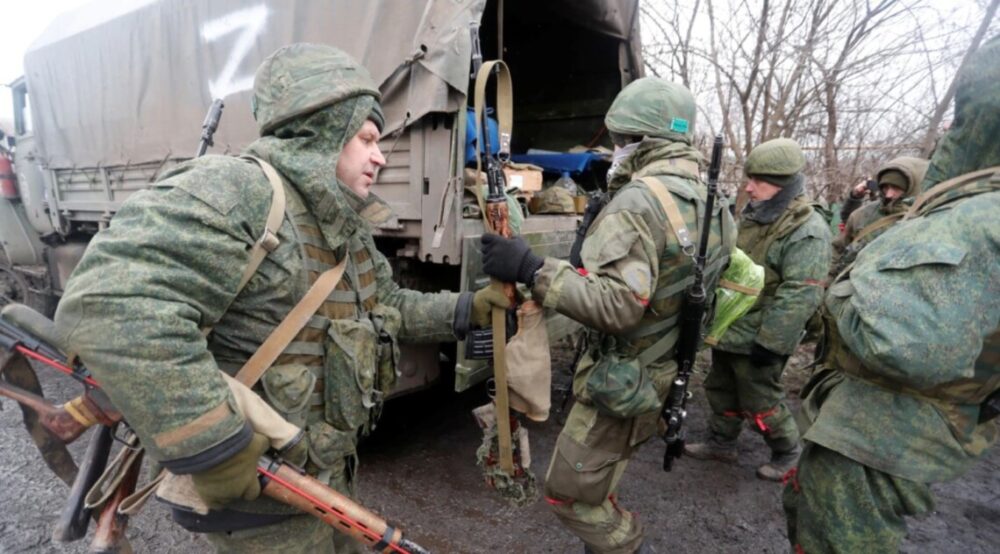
[705,248,764,345]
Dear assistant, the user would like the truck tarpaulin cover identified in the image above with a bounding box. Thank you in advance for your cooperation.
[23,0,639,169]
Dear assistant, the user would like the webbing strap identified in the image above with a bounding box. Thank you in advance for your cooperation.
[904,166,1000,220]
[638,176,694,252]
[718,278,761,296]
[472,60,514,232]
[850,212,903,247]
[234,258,348,388]
[492,306,515,475]
[637,326,681,367]
[237,156,287,293]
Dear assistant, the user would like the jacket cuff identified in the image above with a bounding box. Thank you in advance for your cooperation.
[452,291,474,340]
[160,422,254,475]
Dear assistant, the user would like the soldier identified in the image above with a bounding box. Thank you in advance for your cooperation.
[685,138,832,481]
[784,33,1000,553]
[829,156,929,279]
[480,77,736,553]
[53,44,506,553]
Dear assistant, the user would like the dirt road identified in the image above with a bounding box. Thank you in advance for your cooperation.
[1,348,997,553]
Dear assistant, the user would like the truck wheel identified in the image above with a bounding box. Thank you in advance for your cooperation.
[0,263,30,309]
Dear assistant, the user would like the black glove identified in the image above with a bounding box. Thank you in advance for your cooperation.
[480,234,545,286]
[750,343,785,367]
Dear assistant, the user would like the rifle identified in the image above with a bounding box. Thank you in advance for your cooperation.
[661,134,723,472]
[195,98,224,157]
[0,308,431,554]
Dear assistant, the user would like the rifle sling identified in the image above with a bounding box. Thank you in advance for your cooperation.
[472,60,514,232]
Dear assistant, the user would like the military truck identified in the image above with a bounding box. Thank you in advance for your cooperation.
[0,0,643,393]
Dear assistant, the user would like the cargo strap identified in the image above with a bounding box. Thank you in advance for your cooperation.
[472,59,514,233]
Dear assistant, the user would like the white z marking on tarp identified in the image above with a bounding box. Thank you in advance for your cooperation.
[202,5,270,99]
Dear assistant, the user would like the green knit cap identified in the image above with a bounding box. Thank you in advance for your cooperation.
[745,138,806,187]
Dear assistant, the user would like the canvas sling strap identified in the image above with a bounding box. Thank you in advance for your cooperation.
[115,157,347,515]
[903,166,1000,220]
[472,60,516,475]
[472,59,514,232]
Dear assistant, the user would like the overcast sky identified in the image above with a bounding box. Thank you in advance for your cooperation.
[0,0,93,130]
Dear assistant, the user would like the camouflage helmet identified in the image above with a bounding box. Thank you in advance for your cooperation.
[745,138,805,187]
[605,77,696,143]
[251,43,383,136]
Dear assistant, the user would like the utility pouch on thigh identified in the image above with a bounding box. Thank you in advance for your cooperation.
[584,354,661,419]
[306,421,358,470]
[368,304,402,396]
[324,318,378,433]
[261,363,316,429]
[547,433,622,505]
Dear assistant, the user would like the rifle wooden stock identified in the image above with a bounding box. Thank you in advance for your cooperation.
[0,381,120,442]
[0,381,90,442]
[53,426,113,542]
[258,456,431,554]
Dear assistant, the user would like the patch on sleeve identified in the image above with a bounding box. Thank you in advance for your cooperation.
[621,264,653,299]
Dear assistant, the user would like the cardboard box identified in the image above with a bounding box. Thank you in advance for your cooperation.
[503,163,543,192]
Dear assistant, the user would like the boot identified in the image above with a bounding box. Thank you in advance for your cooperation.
[683,435,738,463]
[756,443,802,481]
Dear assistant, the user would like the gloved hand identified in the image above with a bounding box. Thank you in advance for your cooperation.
[471,283,513,328]
[481,234,545,286]
[750,343,785,367]
[191,432,270,510]
[277,432,309,468]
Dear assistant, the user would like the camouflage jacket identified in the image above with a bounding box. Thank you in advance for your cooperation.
[803,173,1000,483]
[830,157,928,279]
[715,195,831,355]
[532,139,736,404]
[55,151,459,473]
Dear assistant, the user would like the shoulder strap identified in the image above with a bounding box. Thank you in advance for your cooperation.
[850,212,904,247]
[234,257,347,387]
[238,156,287,292]
[638,176,695,254]
[904,166,1000,220]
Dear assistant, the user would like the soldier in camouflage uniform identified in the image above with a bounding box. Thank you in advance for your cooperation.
[480,77,736,553]
[783,34,1000,553]
[829,156,929,279]
[54,44,506,553]
[685,138,832,481]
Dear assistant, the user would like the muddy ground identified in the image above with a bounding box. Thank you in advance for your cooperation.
[1,346,998,553]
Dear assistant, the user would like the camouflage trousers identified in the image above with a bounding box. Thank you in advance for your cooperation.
[543,401,659,554]
[705,350,799,453]
[782,443,934,553]
[205,456,362,553]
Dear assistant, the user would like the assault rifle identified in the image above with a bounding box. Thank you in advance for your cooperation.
[661,135,723,472]
[195,98,225,157]
[0,307,431,554]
